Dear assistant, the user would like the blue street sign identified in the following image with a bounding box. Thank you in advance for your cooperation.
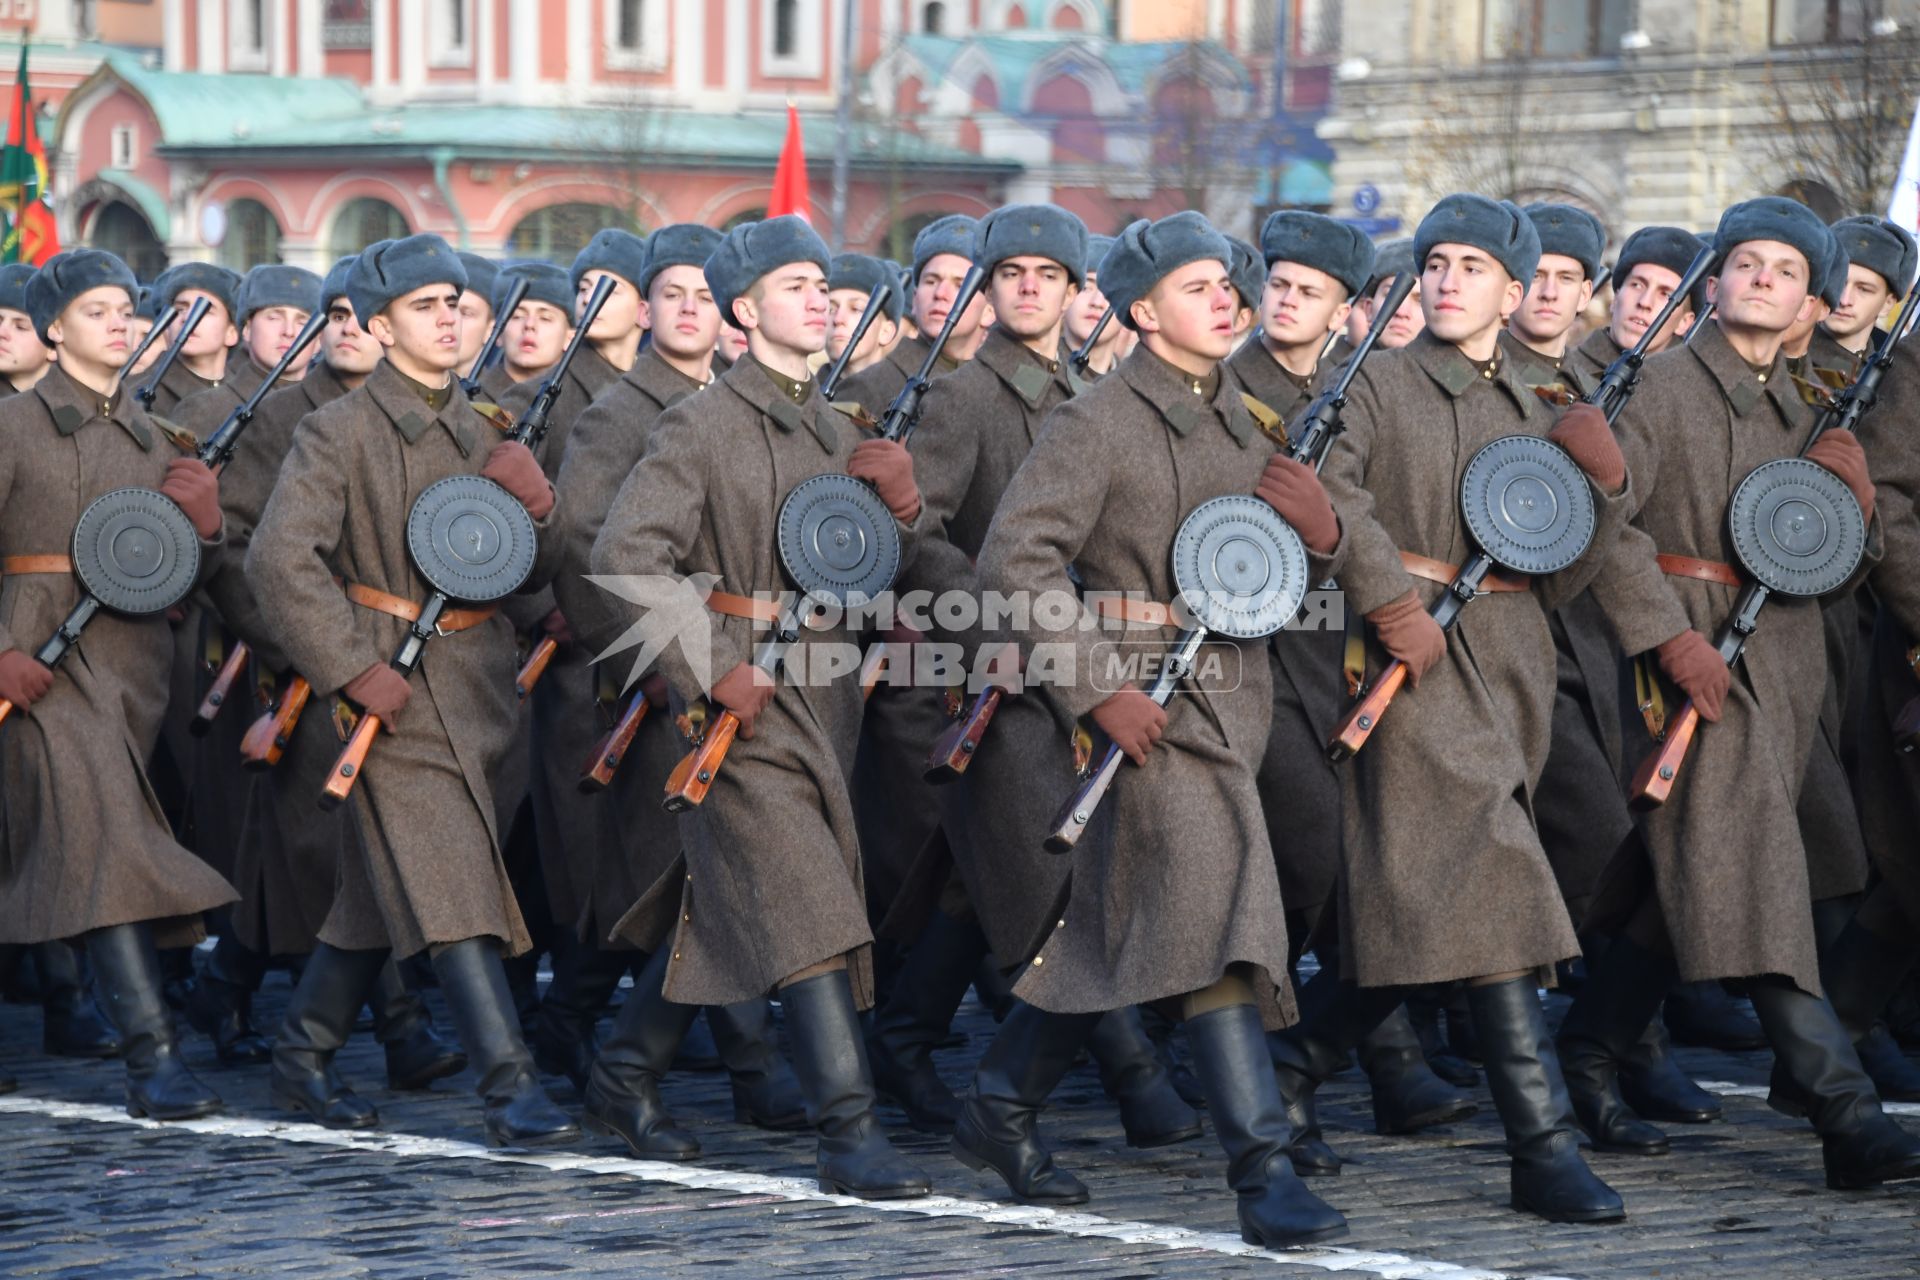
[1339,216,1401,236]
[1352,184,1382,215]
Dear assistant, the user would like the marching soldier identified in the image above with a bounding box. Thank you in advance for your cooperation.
[1780,227,1853,382]
[968,211,1347,1245]
[547,222,805,1156]
[248,234,578,1147]
[0,249,236,1118]
[839,215,987,409]
[486,262,575,397]
[1270,195,1631,1223]
[589,216,932,1199]
[1564,226,1704,385]
[1226,236,1264,346]
[1061,234,1128,378]
[1585,196,1920,1191]
[195,257,465,1123]
[825,253,903,382]
[1340,237,1422,354]
[0,263,53,395]
[145,263,244,414]
[455,252,501,377]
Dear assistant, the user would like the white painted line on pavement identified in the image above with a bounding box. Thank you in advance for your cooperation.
[1694,1081,1920,1116]
[0,1093,1565,1280]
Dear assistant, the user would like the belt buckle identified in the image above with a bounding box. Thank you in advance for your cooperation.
[433,611,460,638]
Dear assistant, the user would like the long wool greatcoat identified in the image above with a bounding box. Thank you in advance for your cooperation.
[208,361,355,956]
[548,347,706,943]
[1845,345,1920,926]
[0,364,237,946]
[1314,331,1629,988]
[1592,321,1880,997]
[589,357,916,1009]
[1498,333,1637,922]
[168,359,274,886]
[498,344,623,929]
[246,359,561,959]
[141,356,219,418]
[881,327,1078,964]
[837,333,946,415]
[979,346,1297,1028]
[1227,337,1348,928]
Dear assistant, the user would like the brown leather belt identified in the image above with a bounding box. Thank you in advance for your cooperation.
[344,582,496,634]
[1093,596,1179,627]
[2,554,73,575]
[1656,553,1742,586]
[1399,550,1529,593]
[705,588,785,624]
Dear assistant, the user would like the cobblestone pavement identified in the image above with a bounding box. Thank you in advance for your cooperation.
[1,975,1916,1279]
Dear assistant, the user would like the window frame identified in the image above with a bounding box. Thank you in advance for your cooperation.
[429,0,475,69]
[762,0,824,78]
[1481,0,1630,60]
[606,0,670,70]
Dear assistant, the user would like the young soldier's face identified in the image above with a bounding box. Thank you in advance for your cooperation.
[1610,264,1691,352]
[645,265,722,363]
[371,283,463,373]
[504,300,573,373]
[0,307,50,375]
[456,289,492,367]
[914,252,988,342]
[48,286,135,376]
[1714,240,1814,334]
[1134,259,1237,360]
[1261,261,1349,349]
[174,289,238,358]
[1827,263,1892,342]
[1363,274,1425,348]
[1511,253,1592,345]
[1420,245,1523,347]
[737,262,831,356]
[321,299,382,376]
[1064,270,1111,346]
[987,255,1075,343]
[578,269,643,343]
[826,287,896,363]
[244,304,315,374]
[718,323,749,362]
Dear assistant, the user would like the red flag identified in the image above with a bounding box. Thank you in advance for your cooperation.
[767,104,810,224]
[2,43,59,265]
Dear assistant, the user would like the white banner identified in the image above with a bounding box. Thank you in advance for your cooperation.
[1887,95,1920,231]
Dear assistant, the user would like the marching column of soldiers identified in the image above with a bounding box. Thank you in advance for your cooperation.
[0,175,1918,1248]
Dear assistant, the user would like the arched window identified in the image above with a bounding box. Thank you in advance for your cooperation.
[219,198,283,270]
[507,203,641,264]
[1052,1,1083,30]
[971,73,998,110]
[1004,3,1026,27]
[722,207,768,232]
[329,197,410,261]
[90,202,167,281]
[922,0,945,33]
[772,0,798,57]
[1778,178,1844,222]
[1033,72,1098,165]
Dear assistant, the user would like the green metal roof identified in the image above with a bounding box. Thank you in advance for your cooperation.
[93,167,170,239]
[94,50,367,147]
[896,34,1252,108]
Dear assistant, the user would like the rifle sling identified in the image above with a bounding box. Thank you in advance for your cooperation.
[343,582,496,634]
[1,555,73,575]
[1398,551,1529,593]
[1655,553,1742,587]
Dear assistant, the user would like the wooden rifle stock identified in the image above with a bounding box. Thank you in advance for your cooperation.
[241,675,312,770]
[1043,741,1126,853]
[1326,659,1409,762]
[319,711,381,810]
[0,699,13,726]
[515,636,558,702]
[578,692,650,793]
[859,642,889,700]
[191,642,250,736]
[662,709,739,812]
[1627,700,1702,809]
[925,687,1002,784]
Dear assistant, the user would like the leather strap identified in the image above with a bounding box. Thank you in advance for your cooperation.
[1093,596,1178,627]
[343,582,496,634]
[1,555,73,575]
[704,588,785,625]
[1633,652,1668,740]
[1398,550,1529,593]
[1656,553,1742,587]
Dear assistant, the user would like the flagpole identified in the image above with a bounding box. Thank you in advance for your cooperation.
[830,0,854,251]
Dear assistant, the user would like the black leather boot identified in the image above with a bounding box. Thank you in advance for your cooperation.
[369,958,466,1090]
[271,944,386,1129]
[1266,969,1403,1176]
[1357,1005,1477,1135]
[1187,1003,1348,1247]
[708,997,808,1131]
[866,910,987,1134]
[1770,917,1920,1114]
[1749,977,1920,1189]
[88,924,223,1121]
[531,939,630,1094]
[1469,977,1624,1223]
[1087,1006,1202,1148]
[951,999,1099,1204]
[432,938,580,1148]
[581,946,701,1160]
[1406,988,1480,1087]
[1664,979,1766,1050]
[1556,936,1676,1155]
[1618,1002,1721,1123]
[38,939,120,1059]
[782,969,931,1199]
[184,935,272,1066]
